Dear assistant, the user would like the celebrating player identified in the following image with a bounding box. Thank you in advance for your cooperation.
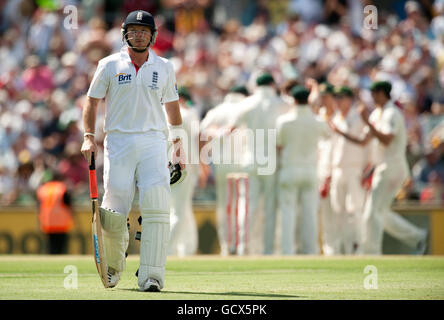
[276,86,330,254]
[331,81,427,254]
[329,86,369,254]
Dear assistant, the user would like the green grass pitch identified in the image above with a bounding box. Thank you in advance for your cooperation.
[1,255,443,300]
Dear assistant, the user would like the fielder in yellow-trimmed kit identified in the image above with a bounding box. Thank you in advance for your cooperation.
[81,10,186,291]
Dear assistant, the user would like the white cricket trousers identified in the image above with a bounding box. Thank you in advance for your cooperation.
[101,131,170,288]
[279,166,319,255]
[169,163,198,256]
[319,192,337,255]
[247,172,277,255]
[361,160,425,254]
[330,167,366,254]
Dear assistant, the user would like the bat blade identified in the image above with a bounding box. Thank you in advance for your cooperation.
[89,153,109,288]
[91,199,108,288]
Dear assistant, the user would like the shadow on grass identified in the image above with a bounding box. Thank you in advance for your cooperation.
[119,288,303,299]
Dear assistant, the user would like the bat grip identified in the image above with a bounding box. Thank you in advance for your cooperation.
[88,152,98,199]
[89,152,95,170]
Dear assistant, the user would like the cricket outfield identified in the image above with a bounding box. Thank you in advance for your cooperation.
[0,255,443,300]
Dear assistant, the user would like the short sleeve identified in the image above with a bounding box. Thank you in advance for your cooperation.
[161,62,179,104]
[87,60,109,99]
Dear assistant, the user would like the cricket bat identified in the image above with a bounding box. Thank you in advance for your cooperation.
[88,152,109,288]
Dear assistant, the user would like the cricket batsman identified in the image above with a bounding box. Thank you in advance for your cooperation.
[81,10,185,291]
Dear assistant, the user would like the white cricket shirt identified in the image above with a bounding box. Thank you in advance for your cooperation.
[232,87,290,167]
[200,93,246,165]
[366,101,408,165]
[331,106,369,169]
[87,47,179,135]
[276,105,330,169]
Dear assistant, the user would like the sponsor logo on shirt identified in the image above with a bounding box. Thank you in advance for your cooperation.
[115,73,132,84]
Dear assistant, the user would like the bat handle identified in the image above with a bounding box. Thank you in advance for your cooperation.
[89,152,95,170]
[88,152,98,199]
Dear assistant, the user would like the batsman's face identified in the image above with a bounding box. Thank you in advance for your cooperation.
[127,25,152,48]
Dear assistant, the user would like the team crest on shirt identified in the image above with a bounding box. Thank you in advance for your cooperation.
[115,73,132,84]
[148,71,159,90]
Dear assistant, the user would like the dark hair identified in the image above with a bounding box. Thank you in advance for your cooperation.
[295,96,309,104]
[282,79,300,95]
[290,85,310,104]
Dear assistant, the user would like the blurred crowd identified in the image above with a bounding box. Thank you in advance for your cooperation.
[1,0,444,206]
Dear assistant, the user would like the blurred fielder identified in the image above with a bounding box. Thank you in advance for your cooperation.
[168,87,199,256]
[332,81,427,254]
[200,86,249,255]
[308,81,338,255]
[231,73,290,255]
[81,10,185,291]
[277,86,330,254]
[330,86,369,254]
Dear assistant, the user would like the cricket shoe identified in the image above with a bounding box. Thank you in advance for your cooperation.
[139,278,161,292]
[107,267,121,288]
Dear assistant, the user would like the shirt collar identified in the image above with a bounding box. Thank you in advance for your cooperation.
[120,47,156,65]
[254,86,277,98]
[296,104,313,116]
[224,93,245,103]
[382,100,394,110]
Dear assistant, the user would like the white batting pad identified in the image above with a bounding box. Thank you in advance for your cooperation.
[138,186,171,289]
[100,207,129,272]
[139,185,170,214]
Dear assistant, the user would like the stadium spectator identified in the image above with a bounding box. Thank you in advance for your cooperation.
[412,146,444,196]
[0,1,442,257]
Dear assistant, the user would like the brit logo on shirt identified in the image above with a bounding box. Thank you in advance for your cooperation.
[149,71,159,90]
[115,73,131,84]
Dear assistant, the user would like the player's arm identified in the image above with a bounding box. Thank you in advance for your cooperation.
[81,96,100,165]
[364,122,394,146]
[165,100,186,169]
[359,103,394,146]
[81,58,109,164]
[334,125,373,145]
[165,100,182,126]
[328,111,371,146]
